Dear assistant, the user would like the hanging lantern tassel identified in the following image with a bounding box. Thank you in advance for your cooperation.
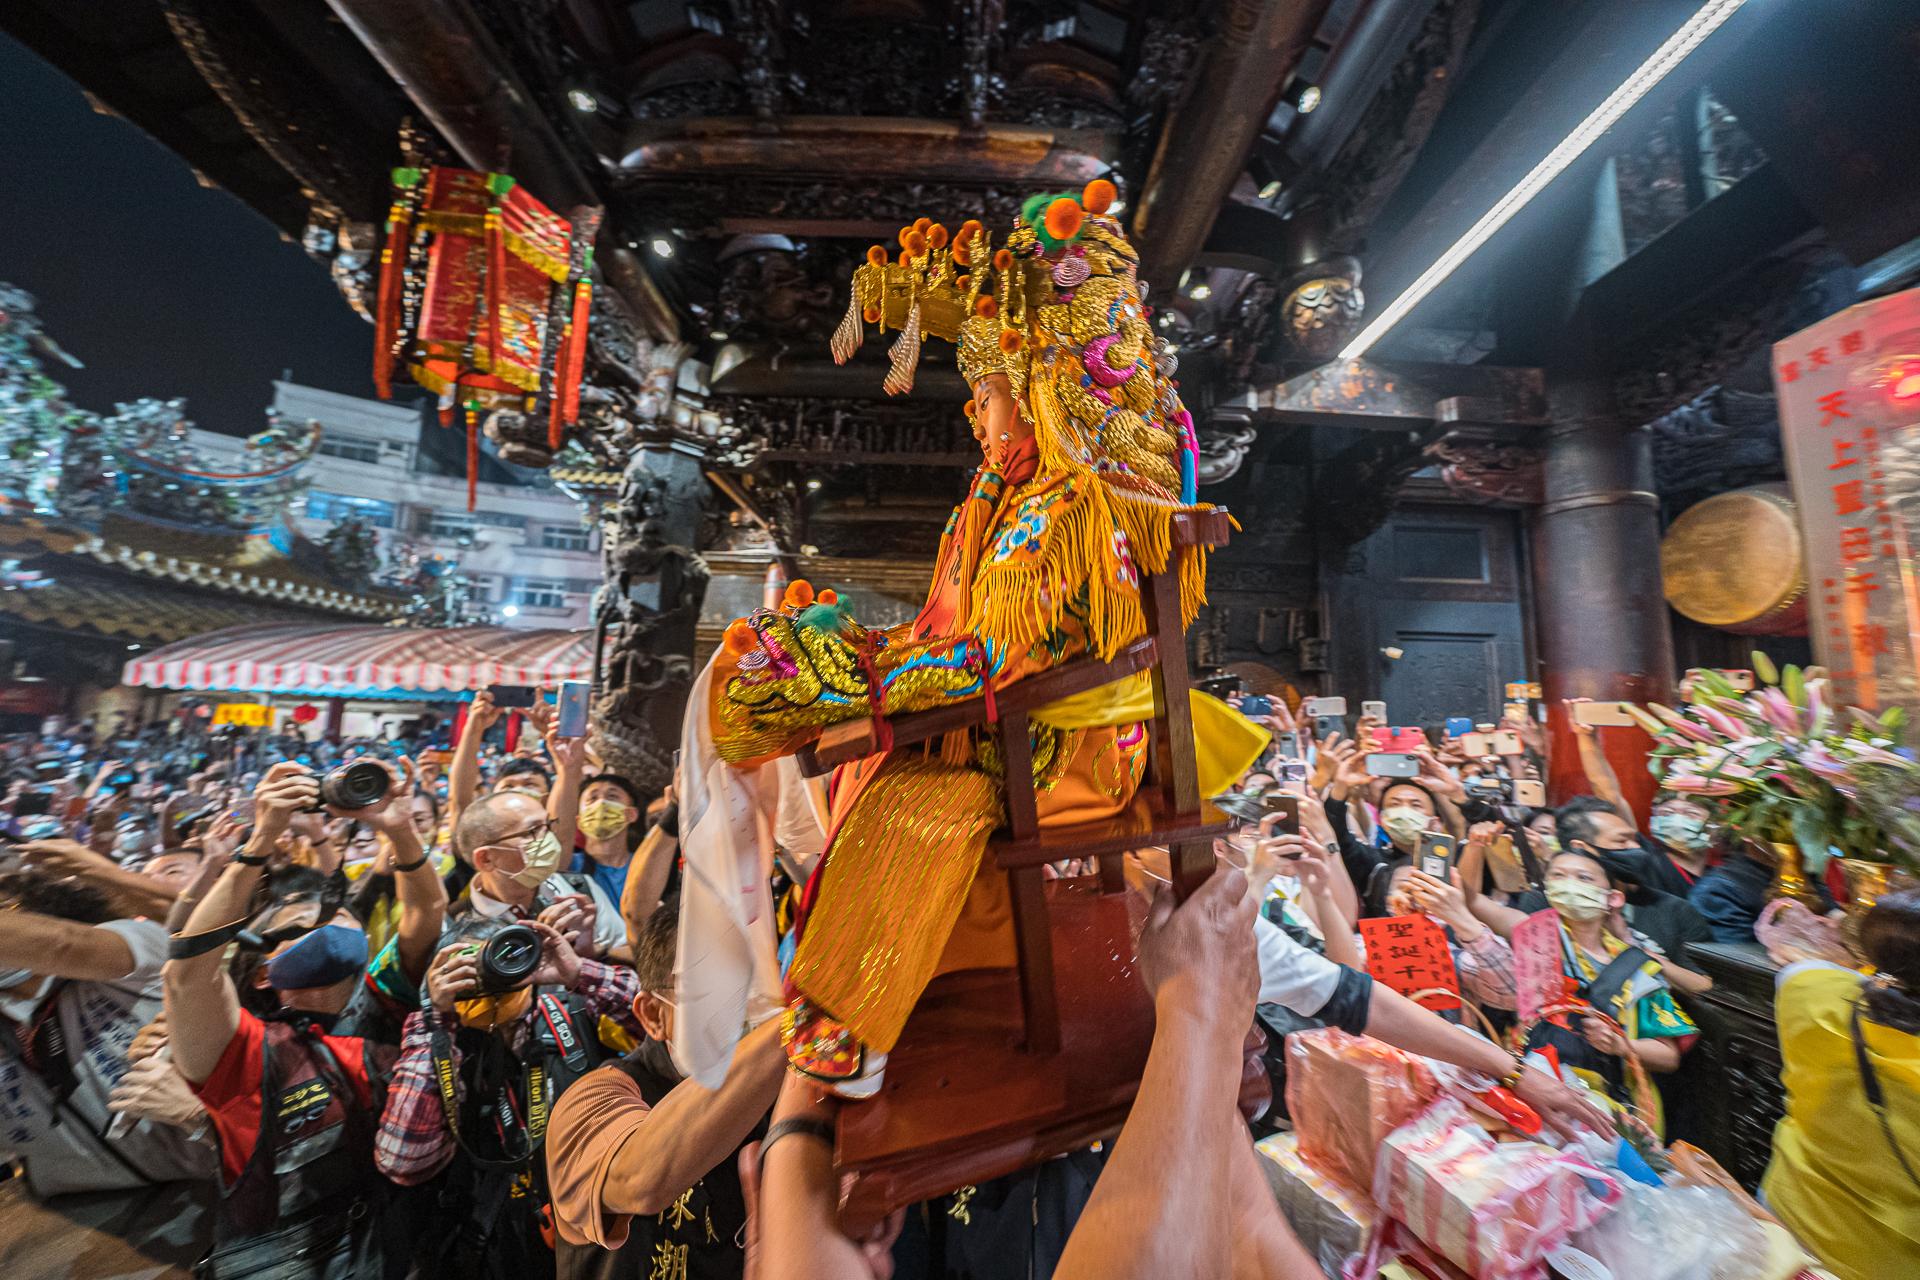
[465,405,479,512]
[562,279,591,426]
[372,200,411,400]
[546,348,567,450]
[483,203,507,371]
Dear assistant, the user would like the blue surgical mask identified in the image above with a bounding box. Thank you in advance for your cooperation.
[264,925,368,991]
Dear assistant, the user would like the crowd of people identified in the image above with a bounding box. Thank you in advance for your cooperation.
[0,685,1913,1280]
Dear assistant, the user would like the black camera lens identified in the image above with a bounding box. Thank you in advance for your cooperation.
[476,923,543,993]
[317,760,390,811]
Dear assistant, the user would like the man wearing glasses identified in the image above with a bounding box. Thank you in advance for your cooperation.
[451,791,630,964]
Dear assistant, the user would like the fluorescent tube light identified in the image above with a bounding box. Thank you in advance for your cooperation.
[1339,0,1750,361]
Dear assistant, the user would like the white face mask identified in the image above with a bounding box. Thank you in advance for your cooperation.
[503,830,564,888]
[1381,805,1430,847]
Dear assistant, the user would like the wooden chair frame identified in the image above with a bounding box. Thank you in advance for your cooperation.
[797,508,1233,1054]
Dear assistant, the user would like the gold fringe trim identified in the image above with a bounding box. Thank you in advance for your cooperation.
[417,212,571,282]
[408,346,542,395]
[964,472,1209,663]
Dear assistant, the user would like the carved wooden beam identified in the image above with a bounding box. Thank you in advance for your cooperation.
[1129,0,1335,295]
[617,116,1117,189]
[1246,358,1547,431]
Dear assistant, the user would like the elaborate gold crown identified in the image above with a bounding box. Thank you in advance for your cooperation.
[828,180,1195,502]
[830,181,1130,394]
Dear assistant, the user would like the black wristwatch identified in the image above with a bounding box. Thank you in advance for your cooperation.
[759,1116,835,1165]
[392,853,430,873]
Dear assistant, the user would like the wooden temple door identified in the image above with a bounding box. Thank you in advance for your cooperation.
[1323,503,1531,727]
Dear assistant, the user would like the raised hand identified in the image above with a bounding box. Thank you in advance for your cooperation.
[526,919,583,989]
[426,941,482,1013]
[537,893,597,958]
[1137,864,1257,1028]
[467,688,504,734]
[1413,746,1465,802]
[252,762,318,843]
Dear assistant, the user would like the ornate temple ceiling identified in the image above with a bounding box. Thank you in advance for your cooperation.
[15,0,1889,559]
[4,0,1472,389]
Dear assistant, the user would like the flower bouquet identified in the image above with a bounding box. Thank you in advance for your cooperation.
[1625,654,1919,885]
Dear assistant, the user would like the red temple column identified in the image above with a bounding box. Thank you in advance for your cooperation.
[1532,378,1675,823]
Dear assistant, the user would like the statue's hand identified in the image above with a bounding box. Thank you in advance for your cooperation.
[715,606,874,761]
[714,603,999,762]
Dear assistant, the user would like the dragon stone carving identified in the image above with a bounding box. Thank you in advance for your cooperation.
[592,451,711,793]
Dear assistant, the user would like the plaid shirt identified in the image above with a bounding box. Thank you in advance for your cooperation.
[375,959,642,1184]
[1453,930,1520,1010]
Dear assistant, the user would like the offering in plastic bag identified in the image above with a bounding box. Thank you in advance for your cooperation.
[1255,1131,1377,1278]
[1363,1097,1622,1280]
[1571,1183,1769,1280]
[1286,1028,1440,1194]
[1754,899,1852,966]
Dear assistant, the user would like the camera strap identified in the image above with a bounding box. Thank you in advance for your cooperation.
[429,1006,553,1170]
[168,869,350,960]
[168,918,252,960]
[533,993,591,1077]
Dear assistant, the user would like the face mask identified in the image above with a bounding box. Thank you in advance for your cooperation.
[579,800,632,841]
[504,830,564,887]
[1534,834,1562,855]
[264,925,369,991]
[1381,806,1430,846]
[1650,813,1710,852]
[1545,879,1612,922]
[456,987,534,1031]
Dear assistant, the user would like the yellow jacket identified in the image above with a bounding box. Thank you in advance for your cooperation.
[1764,962,1920,1280]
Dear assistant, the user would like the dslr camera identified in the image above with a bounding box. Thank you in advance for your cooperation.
[474,923,543,993]
[313,760,391,812]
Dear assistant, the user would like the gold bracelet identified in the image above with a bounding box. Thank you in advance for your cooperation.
[1496,1056,1527,1092]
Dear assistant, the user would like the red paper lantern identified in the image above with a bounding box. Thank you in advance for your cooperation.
[372,166,599,507]
[291,704,319,724]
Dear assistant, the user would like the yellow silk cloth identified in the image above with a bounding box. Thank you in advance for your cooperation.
[1032,679,1269,799]
[788,758,1005,1054]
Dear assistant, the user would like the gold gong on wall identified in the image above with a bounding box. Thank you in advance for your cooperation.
[1661,484,1809,635]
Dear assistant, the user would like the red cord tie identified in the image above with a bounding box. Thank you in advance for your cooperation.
[855,641,894,755]
[968,643,998,724]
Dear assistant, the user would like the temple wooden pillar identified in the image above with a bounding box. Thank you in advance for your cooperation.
[1533,378,1674,821]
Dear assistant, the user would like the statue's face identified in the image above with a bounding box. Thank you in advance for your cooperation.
[972,373,1027,466]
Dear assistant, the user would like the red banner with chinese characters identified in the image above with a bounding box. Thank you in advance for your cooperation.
[1360,914,1461,1012]
[1773,289,1920,713]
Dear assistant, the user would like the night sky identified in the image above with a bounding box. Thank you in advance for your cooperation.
[0,34,372,437]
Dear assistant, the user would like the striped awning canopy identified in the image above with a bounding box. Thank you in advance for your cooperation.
[123,623,593,698]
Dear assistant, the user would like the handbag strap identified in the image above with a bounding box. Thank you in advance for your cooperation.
[1851,995,1920,1193]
